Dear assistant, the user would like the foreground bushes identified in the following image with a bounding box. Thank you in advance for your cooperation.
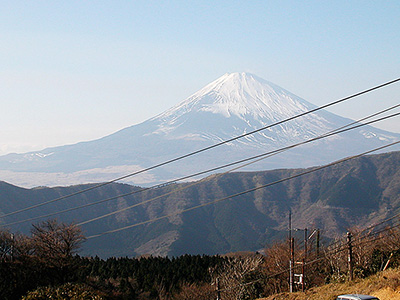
[21,283,105,300]
[2,219,400,299]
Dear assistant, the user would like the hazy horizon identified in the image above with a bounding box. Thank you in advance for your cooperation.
[1,1,399,155]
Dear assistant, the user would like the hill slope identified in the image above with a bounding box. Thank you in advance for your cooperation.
[259,267,400,300]
[0,150,399,257]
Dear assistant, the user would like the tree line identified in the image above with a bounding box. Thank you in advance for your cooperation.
[0,220,228,299]
[1,219,400,299]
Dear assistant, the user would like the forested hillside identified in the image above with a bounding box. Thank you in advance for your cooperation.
[0,151,399,257]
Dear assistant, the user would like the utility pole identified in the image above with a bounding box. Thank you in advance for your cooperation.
[10,233,14,262]
[316,229,320,257]
[290,237,294,292]
[303,228,307,292]
[288,209,293,293]
[347,232,353,281]
[288,209,292,243]
[216,277,221,300]
[304,228,308,260]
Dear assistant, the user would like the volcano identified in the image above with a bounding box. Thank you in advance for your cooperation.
[0,72,398,187]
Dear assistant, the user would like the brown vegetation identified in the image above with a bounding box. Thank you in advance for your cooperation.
[257,223,400,300]
[0,219,85,299]
[258,266,400,300]
[2,212,400,299]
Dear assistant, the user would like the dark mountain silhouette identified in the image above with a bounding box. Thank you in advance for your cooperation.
[1,150,399,257]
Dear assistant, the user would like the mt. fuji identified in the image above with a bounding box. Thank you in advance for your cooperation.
[1,73,398,187]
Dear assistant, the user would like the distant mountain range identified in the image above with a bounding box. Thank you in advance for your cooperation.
[1,150,399,258]
[0,72,398,188]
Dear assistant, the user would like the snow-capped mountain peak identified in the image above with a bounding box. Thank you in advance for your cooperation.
[156,72,314,122]
[0,72,398,188]
[147,72,330,143]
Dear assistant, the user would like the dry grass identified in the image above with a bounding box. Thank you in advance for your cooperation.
[258,267,400,300]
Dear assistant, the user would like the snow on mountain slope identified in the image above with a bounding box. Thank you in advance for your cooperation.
[159,72,312,120]
[143,73,335,145]
[0,72,398,187]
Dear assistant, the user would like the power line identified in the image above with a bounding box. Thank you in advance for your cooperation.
[218,233,360,293]
[5,107,398,228]
[318,211,400,258]
[76,112,400,227]
[358,219,400,242]
[84,140,400,239]
[2,77,399,219]
[219,219,400,294]
[354,209,400,239]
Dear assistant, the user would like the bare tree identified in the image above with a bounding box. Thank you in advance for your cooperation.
[263,240,291,295]
[324,237,348,282]
[0,229,14,261]
[174,282,215,300]
[30,219,85,283]
[31,219,85,260]
[211,254,264,300]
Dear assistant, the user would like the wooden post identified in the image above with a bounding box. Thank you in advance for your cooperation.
[382,252,393,271]
[303,228,307,291]
[347,232,353,281]
[216,277,221,300]
[288,209,293,293]
[290,237,294,292]
[10,233,14,261]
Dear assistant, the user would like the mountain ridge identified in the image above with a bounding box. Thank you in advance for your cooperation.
[0,72,398,188]
[1,150,399,257]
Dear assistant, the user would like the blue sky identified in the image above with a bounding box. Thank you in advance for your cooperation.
[1,1,399,155]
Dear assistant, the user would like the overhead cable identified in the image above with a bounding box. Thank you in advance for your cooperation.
[77,111,400,227]
[2,77,399,219]
[4,107,399,228]
[84,140,400,239]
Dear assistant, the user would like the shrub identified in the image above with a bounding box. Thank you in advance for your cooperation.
[21,282,105,300]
